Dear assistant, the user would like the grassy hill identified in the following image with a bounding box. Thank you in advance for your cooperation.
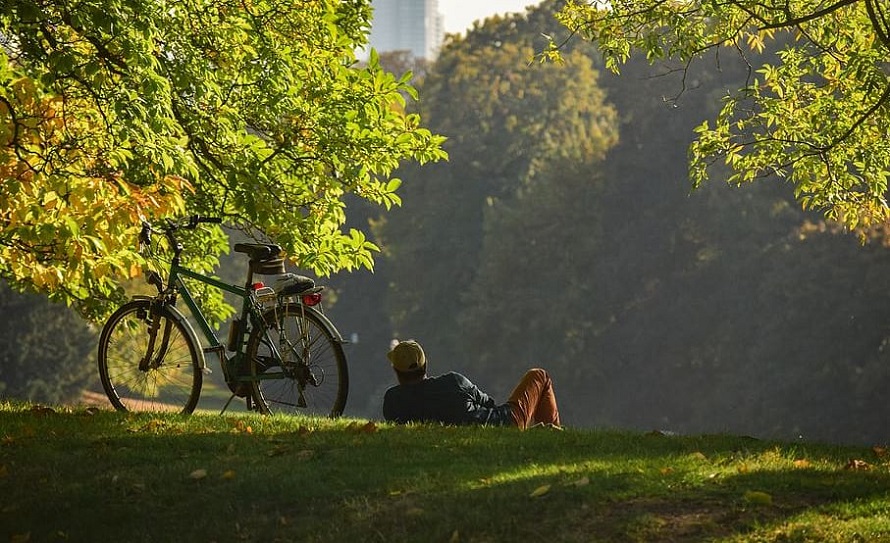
[1,401,888,542]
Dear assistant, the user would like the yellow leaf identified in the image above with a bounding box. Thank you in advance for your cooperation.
[267,445,291,457]
[743,491,773,506]
[529,484,551,498]
[793,459,811,468]
[845,459,871,471]
[189,469,208,480]
[296,449,315,461]
[221,470,236,480]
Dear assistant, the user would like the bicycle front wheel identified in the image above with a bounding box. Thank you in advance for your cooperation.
[247,304,348,417]
[97,299,203,414]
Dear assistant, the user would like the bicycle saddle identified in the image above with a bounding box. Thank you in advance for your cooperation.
[234,243,282,261]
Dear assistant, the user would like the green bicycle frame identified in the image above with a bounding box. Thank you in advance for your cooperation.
[168,263,247,352]
[164,261,290,389]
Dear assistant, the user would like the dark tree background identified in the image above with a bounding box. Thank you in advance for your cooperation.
[7,1,890,446]
[327,1,890,445]
[0,282,97,404]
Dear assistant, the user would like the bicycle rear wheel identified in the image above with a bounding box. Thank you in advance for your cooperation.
[97,299,203,414]
[247,304,348,417]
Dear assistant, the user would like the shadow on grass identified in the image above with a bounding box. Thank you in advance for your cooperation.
[1,410,888,542]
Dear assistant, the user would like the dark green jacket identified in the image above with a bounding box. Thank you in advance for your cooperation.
[383,372,515,426]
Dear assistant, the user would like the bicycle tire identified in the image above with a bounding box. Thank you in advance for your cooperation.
[97,299,203,414]
[247,303,348,417]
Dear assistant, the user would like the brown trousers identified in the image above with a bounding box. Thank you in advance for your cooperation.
[507,368,561,429]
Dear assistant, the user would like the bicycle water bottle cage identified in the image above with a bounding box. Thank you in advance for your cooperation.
[272,273,316,296]
[234,243,286,275]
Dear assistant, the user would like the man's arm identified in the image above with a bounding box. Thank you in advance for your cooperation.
[453,373,496,408]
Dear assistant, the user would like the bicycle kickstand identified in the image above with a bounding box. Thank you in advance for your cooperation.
[220,393,238,415]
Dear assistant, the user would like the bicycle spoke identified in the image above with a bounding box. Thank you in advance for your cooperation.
[98,300,202,414]
[248,305,347,417]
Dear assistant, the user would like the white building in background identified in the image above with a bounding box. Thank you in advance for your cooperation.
[368,0,445,61]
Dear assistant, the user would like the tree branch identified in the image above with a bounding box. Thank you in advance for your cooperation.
[820,82,890,152]
[865,0,890,50]
[760,0,861,30]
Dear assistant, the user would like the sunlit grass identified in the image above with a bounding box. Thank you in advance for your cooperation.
[1,401,888,542]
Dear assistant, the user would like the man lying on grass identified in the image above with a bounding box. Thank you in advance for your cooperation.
[382,339,561,429]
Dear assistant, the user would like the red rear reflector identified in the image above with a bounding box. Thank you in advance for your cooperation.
[302,293,322,306]
[251,282,265,290]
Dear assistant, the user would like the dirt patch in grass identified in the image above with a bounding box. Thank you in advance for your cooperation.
[572,493,825,542]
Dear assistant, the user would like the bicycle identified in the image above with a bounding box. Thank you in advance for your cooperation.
[96,215,348,417]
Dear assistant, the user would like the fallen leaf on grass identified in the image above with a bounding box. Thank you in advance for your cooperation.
[743,491,773,506]
[449,530,460,543]
[569,476,590,487]
[793,459,811,469]
[845,459,871,471]
[267,444,292,457]
[296,449,315,461]
[221,470,236,480]
[189,469,208,480]
[231,420,253,434]
[346,421,378,434]
[529,484,551,498]
[132,419,165,433]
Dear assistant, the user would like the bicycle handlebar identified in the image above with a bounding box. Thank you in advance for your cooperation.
[186,215,222,228]
[139,215,222,254]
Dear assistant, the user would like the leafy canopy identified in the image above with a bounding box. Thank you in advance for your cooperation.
[0,0,446,320]
[556,0,890,230]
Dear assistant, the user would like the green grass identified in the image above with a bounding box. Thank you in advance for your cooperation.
[1,401,889,542]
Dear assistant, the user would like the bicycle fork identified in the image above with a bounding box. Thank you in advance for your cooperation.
[138,301,173,372]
